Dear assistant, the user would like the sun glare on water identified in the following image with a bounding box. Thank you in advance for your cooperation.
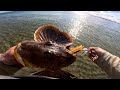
[69,11,87,39]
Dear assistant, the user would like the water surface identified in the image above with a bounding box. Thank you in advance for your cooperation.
[0,11,120,78]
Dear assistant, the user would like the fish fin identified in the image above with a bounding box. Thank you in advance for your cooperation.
[34,24,73,46]
[14,43,26,67]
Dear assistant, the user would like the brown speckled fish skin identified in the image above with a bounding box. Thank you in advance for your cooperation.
[15,25,76,70]
[16,40,76,70]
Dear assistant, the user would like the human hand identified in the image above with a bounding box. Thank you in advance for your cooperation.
[0,46,18,65]
[88,47,107,61]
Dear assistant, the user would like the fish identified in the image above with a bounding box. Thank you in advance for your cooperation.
[1,24,84,71]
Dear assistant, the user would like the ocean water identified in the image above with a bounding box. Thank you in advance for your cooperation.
[0,11,120,78]
[0,11,120,56]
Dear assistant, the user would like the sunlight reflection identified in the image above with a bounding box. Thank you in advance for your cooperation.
[69,12,88,39]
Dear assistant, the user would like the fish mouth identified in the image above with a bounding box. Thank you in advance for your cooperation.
[68,45,84,55]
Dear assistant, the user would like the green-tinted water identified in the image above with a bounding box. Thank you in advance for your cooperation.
[0,11,119,78]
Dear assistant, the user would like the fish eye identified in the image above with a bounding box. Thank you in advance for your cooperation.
[46,43,52,46]
[44,52,51,59]
[45,41,53,46]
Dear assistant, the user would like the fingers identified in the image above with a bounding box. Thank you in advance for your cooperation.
[88,47,108,61]
[0,54,3,57]
[88,48,98,61]
[0,46,18,65]
[0,54,4,62]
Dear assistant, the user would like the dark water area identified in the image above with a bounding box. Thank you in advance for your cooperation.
[0,11,120,56]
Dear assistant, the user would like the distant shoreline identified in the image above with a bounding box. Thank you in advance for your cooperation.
[72,11,120,24]
[0,11,12,13]
[87,13,120,25]
[0,11,13,14]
